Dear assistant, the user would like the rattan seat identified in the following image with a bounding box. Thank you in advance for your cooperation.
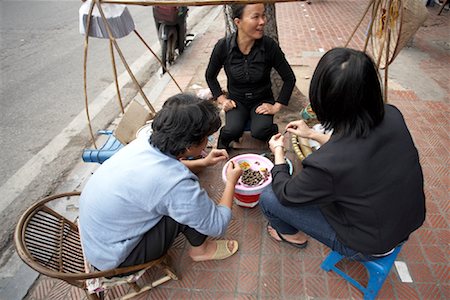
[14,192,178,300]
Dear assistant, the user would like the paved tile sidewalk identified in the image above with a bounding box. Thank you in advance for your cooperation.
[24,1,449,299]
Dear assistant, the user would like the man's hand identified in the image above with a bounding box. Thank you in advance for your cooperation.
[226,161,243,185]
[203,149,229,167]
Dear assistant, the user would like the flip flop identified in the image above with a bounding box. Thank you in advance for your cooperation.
[267,224,308,249]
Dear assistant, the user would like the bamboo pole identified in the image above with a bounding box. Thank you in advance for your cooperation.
[95,0,156,114]
[133,30,183,93]
[100,0,301,6]
[363,0,381,52]
[109,39,125,113]
[83,0,98,148]
[345,0,374,47]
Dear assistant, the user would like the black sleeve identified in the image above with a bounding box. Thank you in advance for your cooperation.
[205,38,226,99]
[271,161,333,206]
[268,39,296,106]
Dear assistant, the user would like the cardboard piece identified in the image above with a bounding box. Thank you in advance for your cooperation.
[115,101,154,145]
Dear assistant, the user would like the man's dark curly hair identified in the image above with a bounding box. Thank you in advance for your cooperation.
[150,93,221,157]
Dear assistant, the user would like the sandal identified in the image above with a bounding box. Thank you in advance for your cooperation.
[210,240,239,260]
[192,240,239,261]
[267,224,308,249]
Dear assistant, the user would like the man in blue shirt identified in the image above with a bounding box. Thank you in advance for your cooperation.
[79,93,242,271]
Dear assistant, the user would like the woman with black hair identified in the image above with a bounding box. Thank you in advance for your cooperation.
[79,93,243,271]
[259,48,425,259]
[205,3,296,149]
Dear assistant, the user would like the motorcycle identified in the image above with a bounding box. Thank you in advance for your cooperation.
[152,6,188,74]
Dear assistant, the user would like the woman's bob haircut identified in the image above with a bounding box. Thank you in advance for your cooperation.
[150,93,221,156]
[309,47,384,138]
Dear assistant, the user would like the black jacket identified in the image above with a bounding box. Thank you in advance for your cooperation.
[205,33,296,106]
[271,105,426,254]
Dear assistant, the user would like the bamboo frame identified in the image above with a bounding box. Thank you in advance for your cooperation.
[14,192,179,299]
[84,0,301,147]
[345,0,405,103]
[101,0,301,6]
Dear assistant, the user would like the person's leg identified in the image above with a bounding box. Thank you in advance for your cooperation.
[217,102,249,149]
[259,187,360,257]
[119,216,185,268]
[119,216,237,268]
[250,103,278,142]
[182,220,238,262]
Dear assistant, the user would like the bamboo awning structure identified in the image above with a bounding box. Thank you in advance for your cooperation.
[100,0,302,6]
[83,0,427,152]
[345,0,428,103]
[83,0,302,147]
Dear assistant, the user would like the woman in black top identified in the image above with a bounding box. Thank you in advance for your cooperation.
[205,3,296,149]
[259,48,425,259]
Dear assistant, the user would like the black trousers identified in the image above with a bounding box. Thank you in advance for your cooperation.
[217,101,278,149]
[118,216,207,268]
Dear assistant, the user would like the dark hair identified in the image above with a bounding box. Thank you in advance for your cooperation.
[230,3,265,19]
[150,93,221,156]
[309,47,384,138]
[230,4,246,19]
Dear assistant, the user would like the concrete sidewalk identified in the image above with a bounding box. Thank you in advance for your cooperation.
[11,1,450,299]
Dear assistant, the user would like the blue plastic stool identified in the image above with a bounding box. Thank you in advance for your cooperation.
[321,245,403,300]
[82,130,124,164]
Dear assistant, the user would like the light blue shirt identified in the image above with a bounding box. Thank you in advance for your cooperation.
[79,137,232,270]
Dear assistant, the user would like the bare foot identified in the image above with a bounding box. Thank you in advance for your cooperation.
[267,225,307,244]
[189,240,238,261]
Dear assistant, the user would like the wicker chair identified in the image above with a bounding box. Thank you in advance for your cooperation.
[14,192,178,300]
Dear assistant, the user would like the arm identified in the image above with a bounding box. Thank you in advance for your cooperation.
[271,162,333,206]
[271,40,296,106]
[205,39,226,99]
[268,133,287,166]
[161,160,242,237]
[286,120,331,146]
[220,161,242,209]
[255,39,295,115]
[267,131,333,207]
[181,149,229,174]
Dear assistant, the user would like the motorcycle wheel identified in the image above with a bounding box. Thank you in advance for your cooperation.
[161,34,176,74]
[161,39,168,74]
[168,33,176,64]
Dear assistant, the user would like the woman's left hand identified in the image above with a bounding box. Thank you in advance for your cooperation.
[204,149,229,166]
[255,102,282,115]
[268,133,285,153]
[269,134,286,165]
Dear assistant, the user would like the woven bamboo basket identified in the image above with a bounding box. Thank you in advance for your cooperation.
[371,0,428,69]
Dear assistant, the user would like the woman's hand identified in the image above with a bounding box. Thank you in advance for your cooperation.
[226,161,243,185]
[269,133,285,153]
[285,120,313,138]
[285,120,331,146]
[255,102,283,115]
[218,95,236,112]
[268,133,286,165]
[204,149,229,167]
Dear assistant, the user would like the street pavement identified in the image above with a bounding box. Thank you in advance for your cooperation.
[1,1,449,299]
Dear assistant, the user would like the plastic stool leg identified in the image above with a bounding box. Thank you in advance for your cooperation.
[364,265,386,300]
[321,251,344,271]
